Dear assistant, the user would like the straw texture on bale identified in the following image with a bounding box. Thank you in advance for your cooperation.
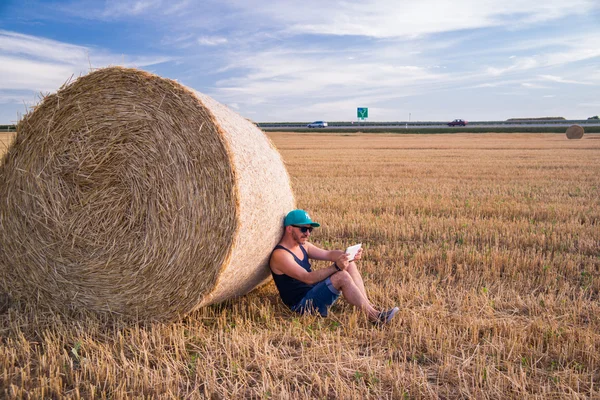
[566,124,584,139]
[0,67,294,320]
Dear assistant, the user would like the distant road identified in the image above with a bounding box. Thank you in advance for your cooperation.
[3,121,600,133]
[259,121,600,130]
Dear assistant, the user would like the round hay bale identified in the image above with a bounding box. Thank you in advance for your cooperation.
[566,124,584,139]
[0,67,294,320]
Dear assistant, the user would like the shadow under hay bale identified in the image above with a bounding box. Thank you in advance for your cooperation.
[0,67,295,321]
[566,124,584,139]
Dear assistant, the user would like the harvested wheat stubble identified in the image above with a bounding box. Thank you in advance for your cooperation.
[0,67,294,320]
[566,124,584,139]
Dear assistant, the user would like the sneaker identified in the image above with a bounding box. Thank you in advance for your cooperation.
[375,307,399,326]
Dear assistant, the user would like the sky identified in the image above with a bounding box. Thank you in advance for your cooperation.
[1,0,599,124]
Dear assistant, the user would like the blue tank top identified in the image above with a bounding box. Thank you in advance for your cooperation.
[270,244,314,308]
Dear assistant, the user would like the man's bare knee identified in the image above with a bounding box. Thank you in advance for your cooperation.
[346,261,360,273]
[330,270,352,290]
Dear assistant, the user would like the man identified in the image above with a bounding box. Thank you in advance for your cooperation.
[270,209,399,325]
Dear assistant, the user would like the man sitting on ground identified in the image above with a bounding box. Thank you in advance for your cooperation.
[270,209,399,325]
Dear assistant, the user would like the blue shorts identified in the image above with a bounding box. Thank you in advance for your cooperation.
[291,277,340,317]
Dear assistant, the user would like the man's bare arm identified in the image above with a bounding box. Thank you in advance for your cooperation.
[270,250,338,285]
[305,242,345,262]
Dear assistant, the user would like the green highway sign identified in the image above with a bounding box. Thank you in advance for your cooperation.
[357,107,368,119]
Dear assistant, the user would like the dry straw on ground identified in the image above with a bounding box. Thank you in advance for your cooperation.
[566,124,584,139]
[0,67,294,320]
[1,132,599,398]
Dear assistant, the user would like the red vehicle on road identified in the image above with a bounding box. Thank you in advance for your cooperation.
[448,119,467,126]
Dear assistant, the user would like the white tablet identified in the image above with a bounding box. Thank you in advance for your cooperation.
[345,243,362,261]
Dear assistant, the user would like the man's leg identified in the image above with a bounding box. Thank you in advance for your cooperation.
[291,278,340,317]
[345,261,371,303]
[330,270,380,321]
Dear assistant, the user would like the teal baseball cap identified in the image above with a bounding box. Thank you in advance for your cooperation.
[284,209,320,227]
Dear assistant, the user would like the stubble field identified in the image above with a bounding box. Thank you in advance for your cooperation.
[1,131,599,399]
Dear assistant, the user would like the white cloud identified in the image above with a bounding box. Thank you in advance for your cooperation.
[479,33,600,82]
[539,75,590,85]
[233,0,597,38]
[0,55,77,92]
[486,57,539,76]
[3,1,600,122]
[207,43,448,120]
[0,30,88,65]
[53,0,599,39]
[99,0,194,18]
[0,91,38,105]
[161,33,196,48]
[473,83,501,88]
[103,0,161,17]
[521,82,549,89]
[198,36,228,46]
[0,30,173,100]
[47,0,196,22]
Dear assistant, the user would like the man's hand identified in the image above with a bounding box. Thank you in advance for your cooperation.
[335,253,350,270]
[354,247,363,261]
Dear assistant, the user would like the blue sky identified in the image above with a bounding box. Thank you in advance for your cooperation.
[1,0,599,124]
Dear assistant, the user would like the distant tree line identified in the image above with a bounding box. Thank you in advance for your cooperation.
[506,117,566,121]
[0,125,16,132]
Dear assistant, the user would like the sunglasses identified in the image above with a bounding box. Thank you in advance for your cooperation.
[292,225,314,233]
